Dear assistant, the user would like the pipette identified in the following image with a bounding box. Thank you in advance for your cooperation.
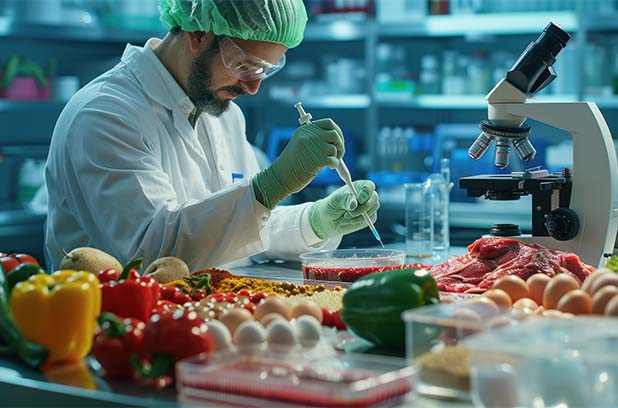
[294,102,384,248]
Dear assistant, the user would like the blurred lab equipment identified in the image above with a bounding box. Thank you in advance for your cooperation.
[295,102,384,247]
[424,173,450,261]
[376,0,426,22]
[460,22,618,267]
[17,159,45,210]
[405,182,431,259]
[51,76,80,102]
[266,127,357,187]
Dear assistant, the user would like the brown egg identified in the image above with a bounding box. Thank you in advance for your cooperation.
[291,300,323,323]
[526,274,551,305]
[492,276,529,302]
[462,297,500,319]
[542,310,565,319]
[604,295,618,316]
[219,308,254,336]
[557,290,592,315]
[542,274,580,309]
[581,268,614,294]
[253,296,291,321]
[448,307,482,338]
[260,312,286,328]
[512,298,539,313]
[483,289,512,309]
[591,286,618,314]
[590,273,618,296]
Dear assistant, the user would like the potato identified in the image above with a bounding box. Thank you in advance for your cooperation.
[144,256,190,283]
[59,247,122,274]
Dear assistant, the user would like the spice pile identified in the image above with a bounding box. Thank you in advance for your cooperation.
[195,268,346,297]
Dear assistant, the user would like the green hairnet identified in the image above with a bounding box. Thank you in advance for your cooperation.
[159,0,308,48]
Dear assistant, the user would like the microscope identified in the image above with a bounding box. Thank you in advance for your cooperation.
[459,23,618,267]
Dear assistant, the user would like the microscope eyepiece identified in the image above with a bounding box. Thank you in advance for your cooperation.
[506,22,571,95]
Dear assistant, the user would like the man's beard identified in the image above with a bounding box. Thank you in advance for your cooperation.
[187,43,246,117]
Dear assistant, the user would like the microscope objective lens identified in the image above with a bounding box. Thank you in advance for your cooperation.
[494,138,511,169]
[468,132,494,160]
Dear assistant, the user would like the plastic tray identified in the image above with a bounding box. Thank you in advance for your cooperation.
[177,347,415,407]
[401,302,513,401]
[462,317,618,408]
[300,249,405,282]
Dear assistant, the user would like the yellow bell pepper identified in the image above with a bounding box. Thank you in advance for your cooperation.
[10,270,101,364]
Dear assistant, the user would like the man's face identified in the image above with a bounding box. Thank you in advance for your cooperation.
[186,37,287,117]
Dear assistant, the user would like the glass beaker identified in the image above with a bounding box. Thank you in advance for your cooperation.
[405,183,432,260]
[424,173,450,261]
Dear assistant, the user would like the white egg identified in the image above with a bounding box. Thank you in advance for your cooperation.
[233,321,266,347]
[206,320,232,351]
[266,319,296,349]
[294,315,322,348]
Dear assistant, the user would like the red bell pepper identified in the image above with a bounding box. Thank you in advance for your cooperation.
[100,259,161,322]
[91,313,145,378]
[132,309,213,379]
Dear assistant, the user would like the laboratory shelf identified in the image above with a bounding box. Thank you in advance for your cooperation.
[377,94,578,110]
[0,17,164,43]
[0,16,366,44]
[270,94,371,109]
[377,11,578,38]
[303,20,368,42]
[589,96,618,108]
[0,100,66,112]
[584,14,618,32]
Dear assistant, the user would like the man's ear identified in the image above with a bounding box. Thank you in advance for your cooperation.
[187,31,214,53]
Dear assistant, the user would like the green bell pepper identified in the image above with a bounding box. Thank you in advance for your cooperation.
[341,268,440,350]
[6,263,46,294]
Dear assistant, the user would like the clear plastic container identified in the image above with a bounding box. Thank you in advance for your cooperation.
[462,317,618,408]
[177,347,415,407]
[402,302,514,400]
[300,249,405,282]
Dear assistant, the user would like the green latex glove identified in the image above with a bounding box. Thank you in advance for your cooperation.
[253,119,344,209]
[308,180,380,240]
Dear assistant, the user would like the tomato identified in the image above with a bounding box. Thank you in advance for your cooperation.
[321,308,333,327]
[331,309,347,330]
[191,289,207,302]
[1,252,39,275]
[250,292,268,303]
[237,289,252,297]
[1,257,20,275]
[15,254,38,266]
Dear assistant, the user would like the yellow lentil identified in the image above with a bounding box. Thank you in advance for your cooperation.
[214,276,344,297]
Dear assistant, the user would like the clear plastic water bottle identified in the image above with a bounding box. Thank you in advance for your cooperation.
[423,173,450,261]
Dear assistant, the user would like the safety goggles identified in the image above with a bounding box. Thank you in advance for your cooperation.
[217,36,286,82]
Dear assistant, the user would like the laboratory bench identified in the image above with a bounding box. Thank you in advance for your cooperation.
[0,250,472,408]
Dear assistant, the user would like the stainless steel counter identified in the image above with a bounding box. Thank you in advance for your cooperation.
[0,253,472,408]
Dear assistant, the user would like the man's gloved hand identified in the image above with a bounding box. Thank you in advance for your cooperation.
[252,119,344,210]
[308,180,380,240]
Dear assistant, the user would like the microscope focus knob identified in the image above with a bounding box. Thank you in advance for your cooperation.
[546,208,580,241]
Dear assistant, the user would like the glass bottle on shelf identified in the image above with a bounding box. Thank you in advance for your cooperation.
[419,54,441,95]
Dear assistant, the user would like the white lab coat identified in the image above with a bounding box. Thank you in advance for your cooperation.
[45,38,340,271]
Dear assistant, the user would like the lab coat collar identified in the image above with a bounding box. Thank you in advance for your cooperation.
[121,38,195,118]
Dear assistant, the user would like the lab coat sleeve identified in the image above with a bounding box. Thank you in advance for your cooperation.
[258,203,341,262]
[64,103,273,271]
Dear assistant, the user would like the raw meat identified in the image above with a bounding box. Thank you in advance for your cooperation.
[430,238,594,293]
